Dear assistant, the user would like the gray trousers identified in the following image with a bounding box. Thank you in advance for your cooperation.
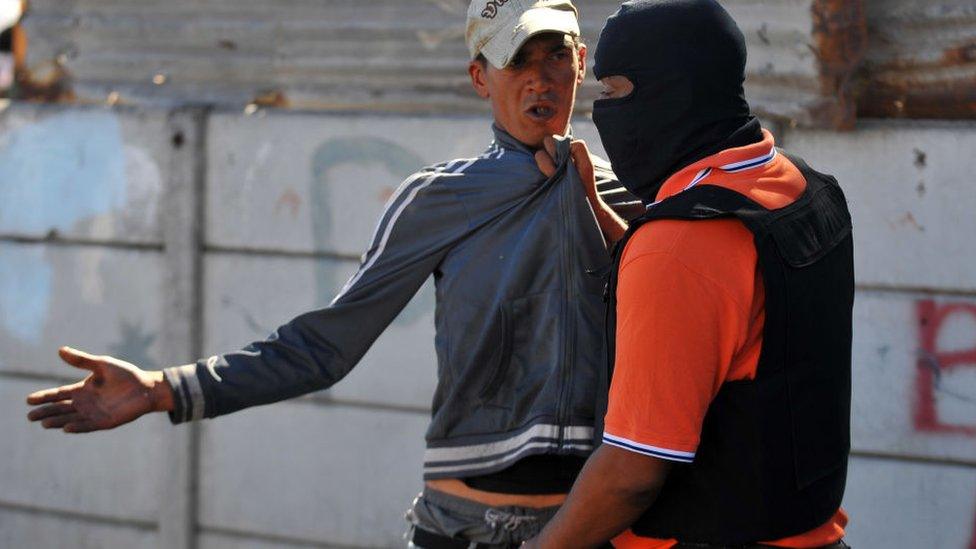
[405,488,561,548]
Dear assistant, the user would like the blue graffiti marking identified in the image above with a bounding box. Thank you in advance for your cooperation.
[310,137,434,324]
[0,110,128,234]
[0,245,52,344]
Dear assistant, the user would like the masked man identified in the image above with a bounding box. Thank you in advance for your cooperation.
[26,1,640,547]
[525,1,854,548]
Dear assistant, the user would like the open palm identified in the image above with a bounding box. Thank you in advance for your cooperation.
[26,347,165,433]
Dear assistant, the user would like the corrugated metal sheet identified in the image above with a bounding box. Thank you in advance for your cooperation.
[20,0,868,127]
[858,0,976,119]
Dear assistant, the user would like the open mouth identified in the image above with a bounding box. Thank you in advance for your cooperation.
[525,103,557,121]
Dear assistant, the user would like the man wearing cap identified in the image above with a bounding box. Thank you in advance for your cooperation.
[25,1,639,547]
[523,1,854,548]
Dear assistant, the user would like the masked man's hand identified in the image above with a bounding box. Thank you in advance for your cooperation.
[535,136,627,244]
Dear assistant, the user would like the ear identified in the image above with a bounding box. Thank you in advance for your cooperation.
[469,60,490,99]
[575,44,587,86]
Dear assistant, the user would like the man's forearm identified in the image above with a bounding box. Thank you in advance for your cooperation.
[592,201,628,245]
[584,186,628,245]
[526,445,670,548]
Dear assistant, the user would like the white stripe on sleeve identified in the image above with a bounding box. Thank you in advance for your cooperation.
[330,152,487,306]
[602,432,696,463]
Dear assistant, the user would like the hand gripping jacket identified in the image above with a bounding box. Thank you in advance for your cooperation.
[164,125,639,480]
[600,152,854,544]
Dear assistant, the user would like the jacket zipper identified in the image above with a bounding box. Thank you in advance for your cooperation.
[556,165,576,449]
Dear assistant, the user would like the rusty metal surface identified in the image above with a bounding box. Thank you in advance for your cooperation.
[810,0,867,129]
[29,0,964,127]
[858,0,976,119]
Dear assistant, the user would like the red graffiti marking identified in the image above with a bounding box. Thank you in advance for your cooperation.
[275,187,302,217]
[915,300,976,436]
[969,507,975,549]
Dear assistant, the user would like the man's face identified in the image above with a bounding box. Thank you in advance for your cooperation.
[469,33,586,149]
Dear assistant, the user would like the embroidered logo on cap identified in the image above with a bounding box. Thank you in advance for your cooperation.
[481,0,510,19]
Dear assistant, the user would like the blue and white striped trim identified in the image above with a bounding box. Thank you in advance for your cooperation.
[719,146,777,173]
[489,141,505,160]
[163,363,207,423]
[644,145,777,210]
[330,144,497,305]
[646,167,712,210]
[423,424,594,477]
[602,433,695,463]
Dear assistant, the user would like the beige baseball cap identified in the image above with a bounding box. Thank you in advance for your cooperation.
[466,0,580,69]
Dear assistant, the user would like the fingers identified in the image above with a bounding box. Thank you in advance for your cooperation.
[534,137,595,182]
[534,149,557,178]
[569,140,595,179]
[58,346,103,372]
[544,135,557,161]
[26,400,85,430]
[64,420,100,434]
[43,413,84,430]
[26,381,83,406]
[534,135,564,178]
[27,401,76,422]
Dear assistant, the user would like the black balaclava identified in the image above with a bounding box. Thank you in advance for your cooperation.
[592,0,762,203]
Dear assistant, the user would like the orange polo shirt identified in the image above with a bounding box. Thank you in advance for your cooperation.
[604,130,848,548]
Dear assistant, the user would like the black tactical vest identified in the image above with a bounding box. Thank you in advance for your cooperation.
[596,152,854,545]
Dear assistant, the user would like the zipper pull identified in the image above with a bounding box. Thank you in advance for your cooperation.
[586,264,610,278]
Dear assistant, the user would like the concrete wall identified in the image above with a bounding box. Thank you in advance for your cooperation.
[1,102,974,548]
[0,103,199,549]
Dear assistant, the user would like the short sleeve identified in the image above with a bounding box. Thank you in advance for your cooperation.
[602,226,755,463]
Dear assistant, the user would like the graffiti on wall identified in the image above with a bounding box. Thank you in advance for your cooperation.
[0,245,51,344]
[0,111,129,236]
[916,299,976,435]
[0,110,162,365]
[971,513,976,549]
[915,299,976,549]
[309,136,434,324]
[0,112,127,344]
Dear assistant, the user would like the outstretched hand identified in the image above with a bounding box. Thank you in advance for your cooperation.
[26,347,174,433]
[535,136,627,244]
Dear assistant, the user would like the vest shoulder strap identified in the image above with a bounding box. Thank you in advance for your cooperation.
[629,151,852,267]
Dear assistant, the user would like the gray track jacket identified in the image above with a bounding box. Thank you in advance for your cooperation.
[163,125,638,479]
